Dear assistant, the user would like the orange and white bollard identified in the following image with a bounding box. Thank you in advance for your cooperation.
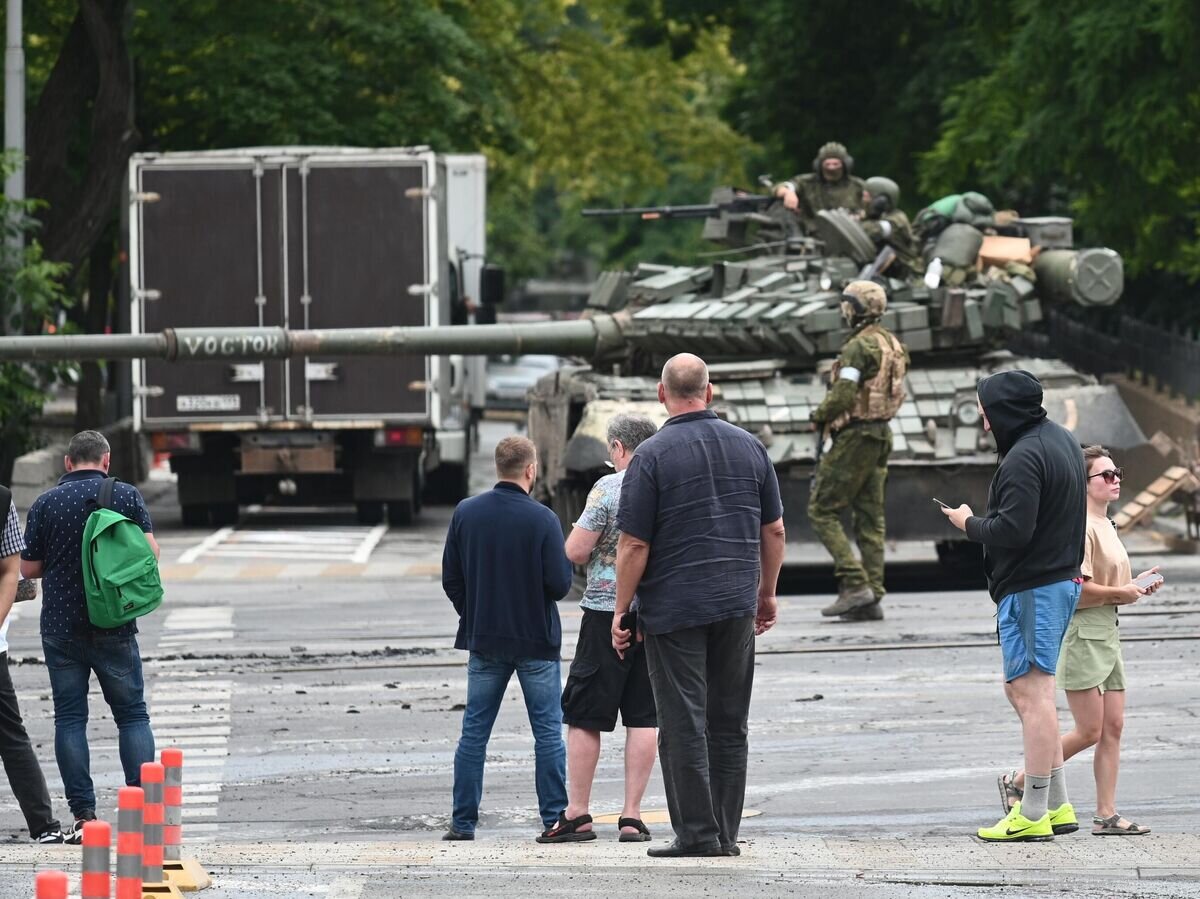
[35,870,68,899]
[140,762,183,898]
[116,787,144,899]
[162,748,183,864]
[81,819,112,899]
[159,748,212,893]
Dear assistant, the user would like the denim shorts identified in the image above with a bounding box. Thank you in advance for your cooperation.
[997,579,1081,682]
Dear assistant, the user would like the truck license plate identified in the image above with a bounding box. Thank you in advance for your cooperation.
[176,394,241,412]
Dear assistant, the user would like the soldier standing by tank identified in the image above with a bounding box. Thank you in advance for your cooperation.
[859,177,924,278]
[774,142,866,233]
[809,281,909,622]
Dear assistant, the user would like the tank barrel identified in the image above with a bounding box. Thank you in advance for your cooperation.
[1032,248,1124,307]
[0,319,610,363]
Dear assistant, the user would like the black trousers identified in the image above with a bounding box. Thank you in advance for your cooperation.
[0,652,59,837]
[644,615,755,849]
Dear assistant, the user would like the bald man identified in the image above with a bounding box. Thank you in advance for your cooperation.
[613,353,786,858]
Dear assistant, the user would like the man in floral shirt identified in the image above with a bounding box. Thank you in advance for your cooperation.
[537,414,659,843]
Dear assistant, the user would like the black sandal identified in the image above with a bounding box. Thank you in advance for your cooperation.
[1093,813,1150,836]
[536,813,597,843]
[618,817,651,843]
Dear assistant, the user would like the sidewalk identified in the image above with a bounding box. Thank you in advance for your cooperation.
[3,836,1198,896]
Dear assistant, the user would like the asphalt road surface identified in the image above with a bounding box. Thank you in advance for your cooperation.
[2,422,1199,897]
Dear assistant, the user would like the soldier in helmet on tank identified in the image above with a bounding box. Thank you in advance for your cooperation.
[774,142,866,233]
[859,177,923,278]
[809,280,910,622]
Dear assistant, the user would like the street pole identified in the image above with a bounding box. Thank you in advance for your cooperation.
[4,0,25,329]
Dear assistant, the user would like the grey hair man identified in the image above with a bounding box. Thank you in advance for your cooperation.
[539,413,660,843]
[613,354,786,857]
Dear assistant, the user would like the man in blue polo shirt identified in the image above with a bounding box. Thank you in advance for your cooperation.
[20,430,159,843]
[613,353,786,858]
[441,434,573,842]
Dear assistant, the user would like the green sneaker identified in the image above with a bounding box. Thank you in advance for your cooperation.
[1049,802,1079,835]
[977,805,1054,842]
[1010,800,1079,836]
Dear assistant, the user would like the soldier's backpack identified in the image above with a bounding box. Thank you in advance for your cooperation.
[81,478,163,629]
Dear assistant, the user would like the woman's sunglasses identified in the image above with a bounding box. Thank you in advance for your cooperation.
[1087,468,1123,484]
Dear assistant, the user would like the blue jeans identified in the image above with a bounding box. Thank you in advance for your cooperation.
[42,633,156,817]
[452,652,566,834]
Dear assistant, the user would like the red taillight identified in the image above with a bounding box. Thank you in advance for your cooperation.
[150,432,196,451]
[383,426,424,448]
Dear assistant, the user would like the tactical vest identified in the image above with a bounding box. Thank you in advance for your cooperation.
[830,325,907,433]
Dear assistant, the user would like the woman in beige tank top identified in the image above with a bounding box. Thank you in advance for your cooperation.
[999,446,1159,835]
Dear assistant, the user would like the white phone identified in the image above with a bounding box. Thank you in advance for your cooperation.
[932,498,952,510]
[1133,572,1163,590]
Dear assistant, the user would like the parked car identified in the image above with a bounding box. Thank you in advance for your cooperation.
[485,355,562,411]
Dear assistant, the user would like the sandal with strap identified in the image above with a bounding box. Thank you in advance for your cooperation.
[1093,813,1150,836]
[617,817,651,842]
[536,813,597,843]
[997,770,1023,814]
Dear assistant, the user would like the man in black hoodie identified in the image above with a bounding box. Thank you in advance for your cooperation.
[942,370,1085,842]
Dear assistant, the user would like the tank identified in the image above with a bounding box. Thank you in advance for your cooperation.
[523,191,1146,569]
[0,191,1151,567]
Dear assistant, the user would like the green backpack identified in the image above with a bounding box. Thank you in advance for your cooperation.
[81,478,163,629]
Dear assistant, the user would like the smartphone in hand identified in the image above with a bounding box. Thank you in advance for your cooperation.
[620,610,638,633]
[1133,572,1163,590]
[932,498,951,510]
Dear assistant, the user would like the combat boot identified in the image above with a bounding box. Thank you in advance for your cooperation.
[840,600,883,622]
[821,584,875,617]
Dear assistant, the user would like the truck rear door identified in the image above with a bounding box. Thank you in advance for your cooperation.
[134,161,287,424]
[284,157,431,421]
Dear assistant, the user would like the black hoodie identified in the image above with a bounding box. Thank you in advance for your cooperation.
[966,370,1086,603]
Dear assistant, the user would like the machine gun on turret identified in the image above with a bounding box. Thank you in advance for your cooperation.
[584,187,802,246]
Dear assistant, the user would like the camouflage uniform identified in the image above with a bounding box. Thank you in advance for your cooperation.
[861,209,923,278]
[782,142,866,234]
[861,176,923,277]
[809,282,909,620]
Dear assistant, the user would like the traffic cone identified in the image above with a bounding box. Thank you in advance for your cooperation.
[140,762,184,898]
[35,871,68,899]
[160,748,211,892]
[81,819,112,899]
[116,788,144,899]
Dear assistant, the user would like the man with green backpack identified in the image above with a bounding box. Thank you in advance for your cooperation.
[20,430,161,844]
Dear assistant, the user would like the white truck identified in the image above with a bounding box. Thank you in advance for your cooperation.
[129,147,493,526]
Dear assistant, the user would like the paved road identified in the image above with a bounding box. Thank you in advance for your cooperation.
[2,423,1198,896]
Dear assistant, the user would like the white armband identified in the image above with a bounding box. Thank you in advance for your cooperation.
[879,220,892,238]
[837,366,862,383]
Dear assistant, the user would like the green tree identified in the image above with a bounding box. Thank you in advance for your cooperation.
[918,0,1200,319]
[0,157,73,483]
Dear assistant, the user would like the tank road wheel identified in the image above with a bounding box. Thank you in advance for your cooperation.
[355,501,385,526]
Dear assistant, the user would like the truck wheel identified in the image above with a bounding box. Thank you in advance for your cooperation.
[180,504,209,528]
[210,503,240,527]
[387,500,414,527]
[356,501,384,525]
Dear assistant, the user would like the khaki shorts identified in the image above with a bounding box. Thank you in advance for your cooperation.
[1057,618,1125,693]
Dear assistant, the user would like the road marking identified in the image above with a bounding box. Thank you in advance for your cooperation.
[177,524,389,565]
[150,605,235,845]
[351,524,388,563]
[177,527,235,564]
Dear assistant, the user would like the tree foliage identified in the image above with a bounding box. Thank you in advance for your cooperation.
[917,0,1200,317]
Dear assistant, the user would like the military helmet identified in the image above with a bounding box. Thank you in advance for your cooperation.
[864,176,900,209]
[812,141,854,174]
[840,280,887,323]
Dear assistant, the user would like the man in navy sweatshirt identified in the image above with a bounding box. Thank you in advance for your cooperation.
[942,369,1086,843]
[441,435,573,841]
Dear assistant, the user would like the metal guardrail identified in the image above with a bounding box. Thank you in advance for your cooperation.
[1013,309,1200,402]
